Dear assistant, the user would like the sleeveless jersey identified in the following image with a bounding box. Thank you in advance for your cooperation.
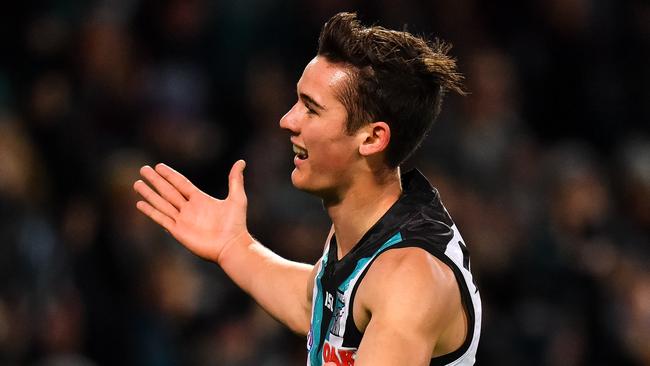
[306,170,482,366]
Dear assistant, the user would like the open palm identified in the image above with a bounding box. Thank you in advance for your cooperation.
[133,160,250,263]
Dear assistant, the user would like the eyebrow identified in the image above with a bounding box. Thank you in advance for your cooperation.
[299,93,326,111]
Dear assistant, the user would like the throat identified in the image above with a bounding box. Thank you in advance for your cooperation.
[327,178,402,259]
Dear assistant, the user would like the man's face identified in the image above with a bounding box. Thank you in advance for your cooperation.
[280,56,365,201]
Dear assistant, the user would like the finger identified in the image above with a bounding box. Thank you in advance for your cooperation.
[140,165,187,208]
[154,163,198,199]
[227,159,247,201]
[133,179,179,218]
[136,200,175,231]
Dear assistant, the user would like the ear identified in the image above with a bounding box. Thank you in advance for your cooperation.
[358,121,391,157]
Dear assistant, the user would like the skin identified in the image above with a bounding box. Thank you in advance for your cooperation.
[134,56,467,365]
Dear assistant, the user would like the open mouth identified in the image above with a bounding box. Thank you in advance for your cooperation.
[293,144,308,160]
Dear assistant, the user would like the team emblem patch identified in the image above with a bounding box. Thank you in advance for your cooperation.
[330,290,345,337]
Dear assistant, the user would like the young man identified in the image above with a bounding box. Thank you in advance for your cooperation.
[134,12,481,366]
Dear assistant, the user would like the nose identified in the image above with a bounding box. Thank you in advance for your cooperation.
[279,103,299,134]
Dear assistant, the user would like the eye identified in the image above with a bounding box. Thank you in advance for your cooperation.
[305,103,318,115]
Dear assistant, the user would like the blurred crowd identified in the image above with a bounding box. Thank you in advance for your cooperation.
[0,0,648,365]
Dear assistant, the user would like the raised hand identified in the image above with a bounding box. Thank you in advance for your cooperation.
[133,160,251,263]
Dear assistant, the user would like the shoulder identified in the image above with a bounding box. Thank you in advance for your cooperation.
[357,246,461,330]
[367,247,458,296]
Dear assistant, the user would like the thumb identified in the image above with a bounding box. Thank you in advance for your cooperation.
[227,159,247,201]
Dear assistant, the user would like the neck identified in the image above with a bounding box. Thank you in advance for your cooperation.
[325,168,402,259]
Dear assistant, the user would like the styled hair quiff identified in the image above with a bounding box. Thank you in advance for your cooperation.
[317,12,465,168]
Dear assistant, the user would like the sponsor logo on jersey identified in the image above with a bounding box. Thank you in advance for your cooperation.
[322,340,356,366]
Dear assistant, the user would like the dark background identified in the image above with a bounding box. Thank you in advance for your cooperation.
[0,0,648,365]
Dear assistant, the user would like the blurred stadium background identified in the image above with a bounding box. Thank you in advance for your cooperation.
[0,0,649,365]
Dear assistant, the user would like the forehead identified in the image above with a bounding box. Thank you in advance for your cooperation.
[297,56,351,103]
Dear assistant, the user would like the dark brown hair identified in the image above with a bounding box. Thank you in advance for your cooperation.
[317,12,465,168]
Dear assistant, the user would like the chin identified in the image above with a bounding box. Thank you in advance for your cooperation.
[291,168,308,189]
[291,169,339,202]
[291,169,314,192]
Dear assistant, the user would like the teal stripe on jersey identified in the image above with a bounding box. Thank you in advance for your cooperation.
[337,232,403,293]
[309,252,329,366]
[310,232,403,365]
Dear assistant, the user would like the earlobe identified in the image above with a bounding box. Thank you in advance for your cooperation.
[359,122,390,157]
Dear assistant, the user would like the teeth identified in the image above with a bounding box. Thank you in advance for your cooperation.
[293,144,308,158]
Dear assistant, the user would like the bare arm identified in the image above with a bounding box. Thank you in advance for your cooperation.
[353,248,464,366]
[133,160,313,334]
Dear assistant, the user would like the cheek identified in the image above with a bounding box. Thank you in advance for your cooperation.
[313,139,357,169]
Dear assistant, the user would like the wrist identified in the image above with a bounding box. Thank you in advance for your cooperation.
[214,230,254,265]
